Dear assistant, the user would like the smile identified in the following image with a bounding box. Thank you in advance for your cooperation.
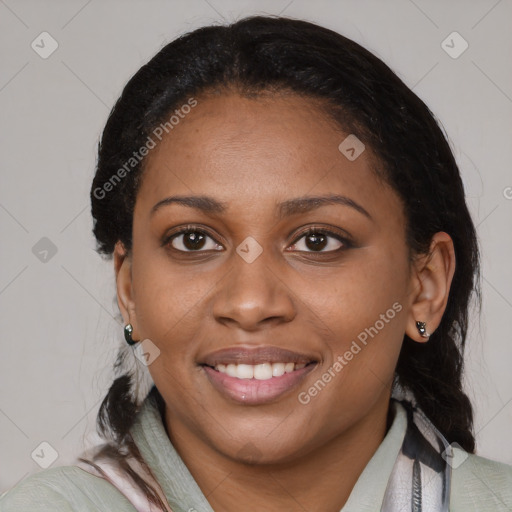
[214,362,306,380]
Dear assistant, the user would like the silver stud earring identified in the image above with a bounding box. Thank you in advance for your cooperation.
[416,321,430,339]
[124,323,138,346]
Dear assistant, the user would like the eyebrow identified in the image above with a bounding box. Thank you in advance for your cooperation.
[150,194,372,220]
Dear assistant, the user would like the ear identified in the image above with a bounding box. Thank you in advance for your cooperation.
[406,232,456,343]
[114,241,139,340]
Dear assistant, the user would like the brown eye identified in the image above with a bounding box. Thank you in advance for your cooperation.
[167,229,223,252]
[289,229,346,253]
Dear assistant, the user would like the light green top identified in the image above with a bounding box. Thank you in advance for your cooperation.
[1,393,511,511]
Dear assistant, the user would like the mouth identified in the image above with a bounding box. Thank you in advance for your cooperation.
[212,361,314,379]
[199,346,318,405]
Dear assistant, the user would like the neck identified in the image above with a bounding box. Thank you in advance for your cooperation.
[165,395,393,512]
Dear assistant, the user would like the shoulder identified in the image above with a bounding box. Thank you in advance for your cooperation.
[0,465,137,512]
[450,448,512,511]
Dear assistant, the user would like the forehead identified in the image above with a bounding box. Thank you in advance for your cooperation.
[137,92,401,222]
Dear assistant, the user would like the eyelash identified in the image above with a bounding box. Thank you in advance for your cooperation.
[162,224,353,255]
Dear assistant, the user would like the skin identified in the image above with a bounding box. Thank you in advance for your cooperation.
[115,91,455,511]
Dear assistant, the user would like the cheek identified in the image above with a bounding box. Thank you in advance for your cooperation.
[130,246,215,356]
[308,247,408,333]
[291,256,408,435]
[305,247,409,384]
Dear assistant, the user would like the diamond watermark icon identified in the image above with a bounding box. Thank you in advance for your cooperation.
[237,442,264,463]
[441,442,469,469]
[134,338,161,366]
[441,32,468,59]
[236,236,263,263]
[32,237,58,263]
[31,441,59,469]
[338,134,365,161]
[31,32,59,59]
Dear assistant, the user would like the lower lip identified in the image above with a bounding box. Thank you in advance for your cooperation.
[202,364,315,405]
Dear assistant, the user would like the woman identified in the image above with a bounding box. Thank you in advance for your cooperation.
[1,15,511,512]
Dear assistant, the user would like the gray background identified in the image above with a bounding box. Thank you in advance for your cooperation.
[1,0,511,493]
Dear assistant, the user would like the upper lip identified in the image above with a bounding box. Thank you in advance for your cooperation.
[200,346,318,367]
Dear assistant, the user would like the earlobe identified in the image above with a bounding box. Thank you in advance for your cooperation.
[406,232,456,343]
[114,241,138,333]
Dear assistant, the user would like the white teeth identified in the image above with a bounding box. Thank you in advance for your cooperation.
[272,362,285,377]
[254,363,273,380]
[226,364,237,377]
[236,364,254,379]
[213,362,308,380]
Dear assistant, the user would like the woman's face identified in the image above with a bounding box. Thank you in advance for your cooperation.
[120,91,417,463]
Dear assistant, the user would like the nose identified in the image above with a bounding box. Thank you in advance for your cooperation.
[212,248,297,332]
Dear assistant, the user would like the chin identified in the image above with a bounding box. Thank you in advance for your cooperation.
[215,433,312,467]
